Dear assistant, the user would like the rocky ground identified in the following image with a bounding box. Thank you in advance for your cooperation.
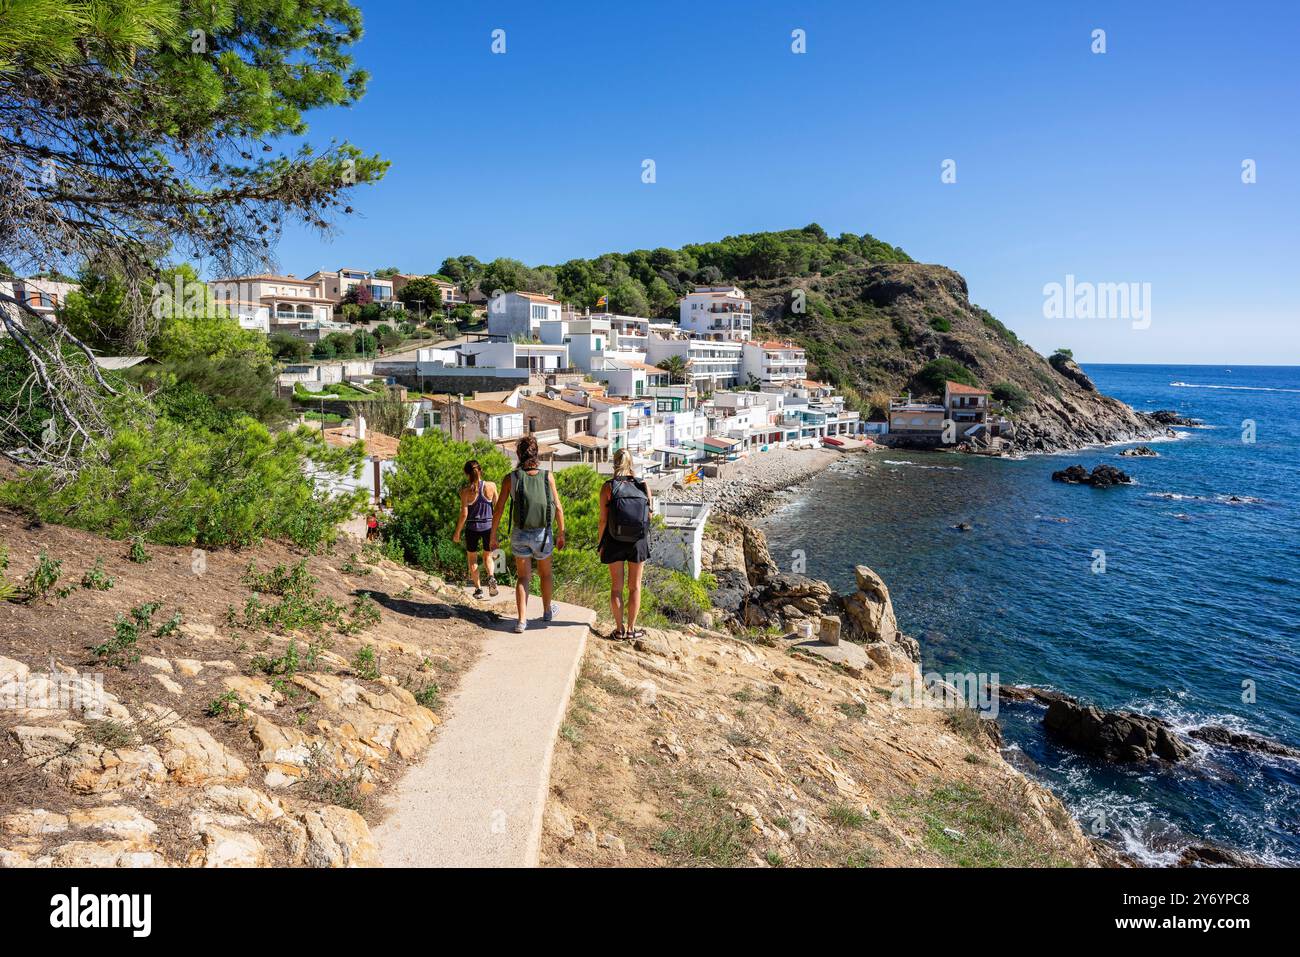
[0,510,492,867]
[542,511,1098,867]
[542,577,1097,868]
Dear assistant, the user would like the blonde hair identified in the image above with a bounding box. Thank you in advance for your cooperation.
[612,448,634,476]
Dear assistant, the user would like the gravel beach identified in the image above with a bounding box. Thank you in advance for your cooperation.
[652,446,852,519]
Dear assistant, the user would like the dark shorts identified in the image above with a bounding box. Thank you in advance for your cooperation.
[464,527,491,553]
[600,533,649,565]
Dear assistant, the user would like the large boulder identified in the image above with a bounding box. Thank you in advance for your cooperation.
[838,565,900,646]
[1043,699,1192,762]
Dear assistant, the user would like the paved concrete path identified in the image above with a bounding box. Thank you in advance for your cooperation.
[374,594,594,867]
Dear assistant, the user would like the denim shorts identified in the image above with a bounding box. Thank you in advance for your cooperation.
[510,527,554,560]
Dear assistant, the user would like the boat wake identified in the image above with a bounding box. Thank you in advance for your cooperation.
[1170,380,1300,394]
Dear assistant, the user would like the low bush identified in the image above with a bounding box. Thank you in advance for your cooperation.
[2,415,366,551]
[991,381,1031,414]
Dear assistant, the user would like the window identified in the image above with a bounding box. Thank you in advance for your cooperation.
[613,412,623,430]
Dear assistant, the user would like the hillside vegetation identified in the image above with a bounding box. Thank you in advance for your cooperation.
[438,225,1159,452]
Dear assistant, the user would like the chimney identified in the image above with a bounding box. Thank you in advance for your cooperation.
[357,415,367,440]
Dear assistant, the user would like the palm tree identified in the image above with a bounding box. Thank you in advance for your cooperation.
[659,354,688,385]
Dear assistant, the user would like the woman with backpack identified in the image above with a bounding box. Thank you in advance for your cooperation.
[489,434,566,633]
[451,459,499,600]
[597,448,652,641]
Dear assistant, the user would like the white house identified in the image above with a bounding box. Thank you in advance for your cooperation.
[420,395,524,443]
[538,316,610,372]
[742,339,807,386]
[645,332,743,392]
[591,357,669,399]
[487,290,563,340]
[678,285,753,341]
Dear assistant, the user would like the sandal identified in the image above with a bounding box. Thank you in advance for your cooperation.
[609,627,625,641]
[627,628,646,641]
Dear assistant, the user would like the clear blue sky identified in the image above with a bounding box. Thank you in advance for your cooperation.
[271,0,1299,365]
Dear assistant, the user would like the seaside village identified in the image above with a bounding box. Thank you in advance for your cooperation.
[2,269,1013,577]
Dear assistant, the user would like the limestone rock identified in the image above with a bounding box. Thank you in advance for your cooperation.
[545,803,576,842]
[190,815,266,867]
[299,806,378,868]
[50,840,164,868]
[142,656,173,673]
[202,785,285,823]
[221,675,283,711]
[11,722,167,793]
[67,806,157,843]
[175,659,205,677]
[2,809,69,836]
[139,703,249,785]
[153,674,184,696]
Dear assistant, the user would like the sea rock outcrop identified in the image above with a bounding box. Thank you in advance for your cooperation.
[1119,446,1159,457]
[1188,725,1300,760]
[1043,698,1192,762]
[1148,409,1200,427]
[1048,352,1097,392]
[1051,463,1133,487]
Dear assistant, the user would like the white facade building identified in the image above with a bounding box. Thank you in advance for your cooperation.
[645,333,743,392]
[538,316,610,372]
[678,285,753,341]
[741,339,807,386]
[487,290,564,340]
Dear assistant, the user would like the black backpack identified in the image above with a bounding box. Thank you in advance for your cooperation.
[607,477,650,543]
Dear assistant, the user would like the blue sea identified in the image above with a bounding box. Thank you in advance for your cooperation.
[760,364,1300,865]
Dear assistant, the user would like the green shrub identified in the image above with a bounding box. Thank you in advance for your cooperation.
[21,551,64,603]
[94,601,161,668]
[991,381,1031,413]
[0,546,17,602]
[642,567,715,627]
[351,646,380,680]
[127,535,151,564]
[929,316,952,333]
[913,358,979,397]
[3,414,367,551]
[81,558,115,590]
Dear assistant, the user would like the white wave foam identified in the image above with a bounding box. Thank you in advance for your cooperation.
[882,460,964,471]
[1144,492,1266,505]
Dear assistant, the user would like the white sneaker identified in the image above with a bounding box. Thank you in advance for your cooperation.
[514,619,527,634]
